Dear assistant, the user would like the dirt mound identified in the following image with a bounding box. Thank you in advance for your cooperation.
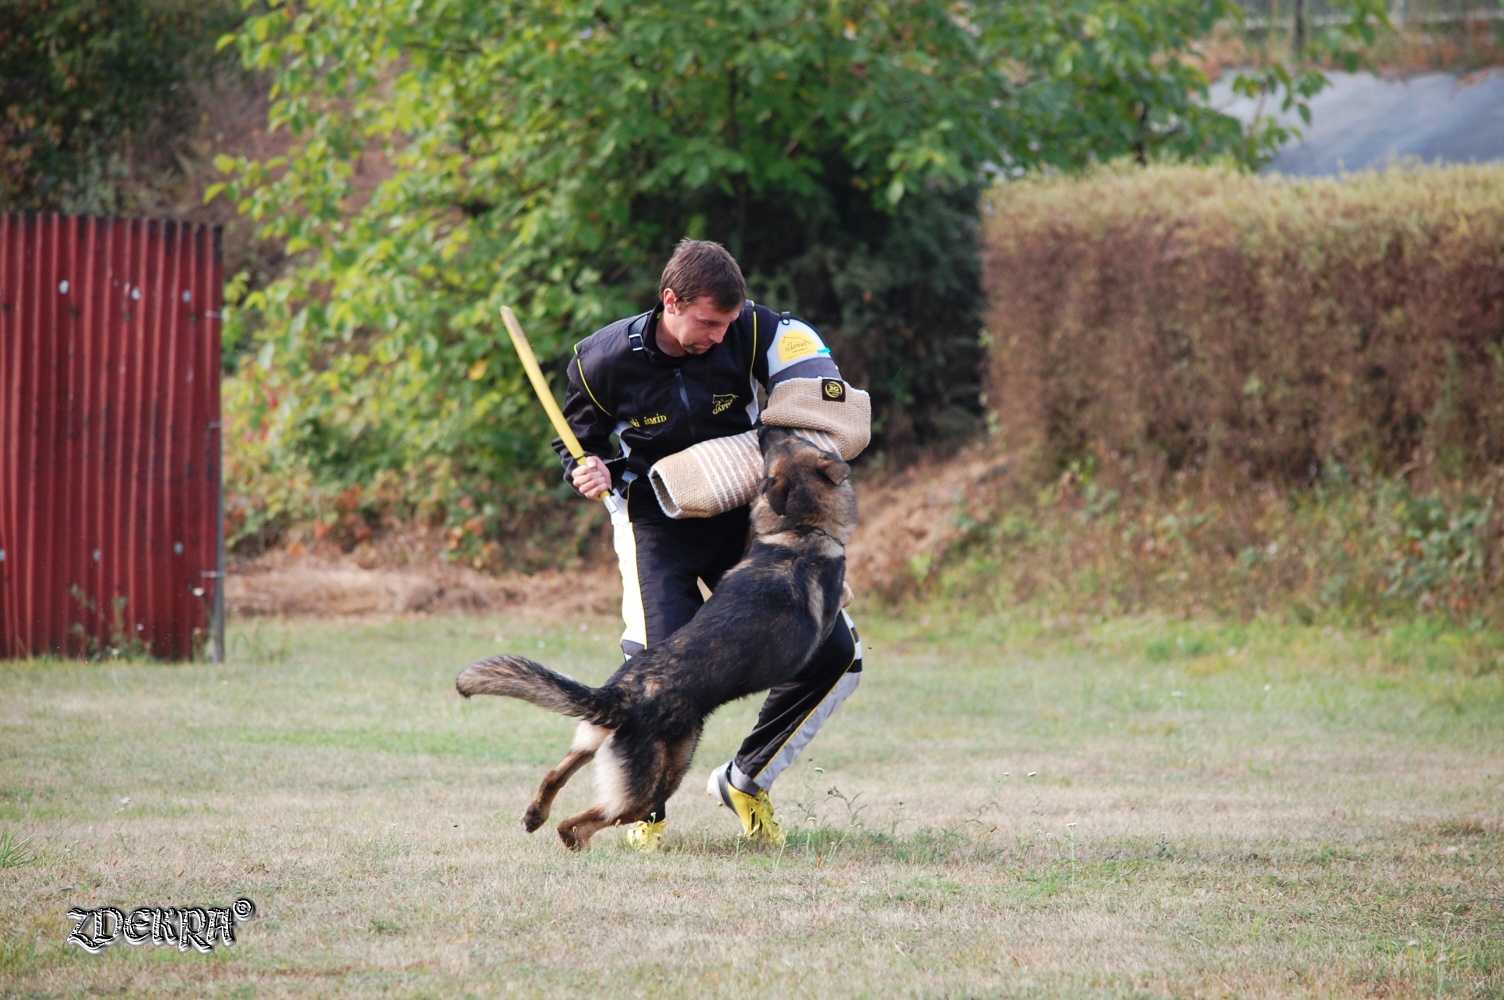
[228,548,618,619]
[226,445,1013,618]
[845,445,1014,599]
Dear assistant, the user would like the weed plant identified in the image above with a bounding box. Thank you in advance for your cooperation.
[904,454,1504,632]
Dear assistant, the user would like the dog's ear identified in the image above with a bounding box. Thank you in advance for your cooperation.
[763,474,790,516]
[817,455,850,486]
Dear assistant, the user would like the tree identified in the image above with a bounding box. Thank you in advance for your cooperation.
[0,0,240,212]
[213,0,1382,546]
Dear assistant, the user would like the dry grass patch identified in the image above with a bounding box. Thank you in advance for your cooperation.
[0,611,1499,997]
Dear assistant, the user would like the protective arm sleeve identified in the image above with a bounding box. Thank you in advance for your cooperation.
[762,378,871,460]
[758,313,870,459]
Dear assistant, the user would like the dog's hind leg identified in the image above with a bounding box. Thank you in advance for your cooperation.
[606,730,702,846]
[556,805,614,851]
[521,749,594,833]
[608,729,704,841]
[554,729,665,849]
[523,723,610,833]
[652,730,702,817]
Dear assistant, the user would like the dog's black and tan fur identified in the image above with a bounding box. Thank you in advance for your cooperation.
[455,427,857,850]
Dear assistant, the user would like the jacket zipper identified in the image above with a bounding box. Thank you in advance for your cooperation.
[672,367,697,441]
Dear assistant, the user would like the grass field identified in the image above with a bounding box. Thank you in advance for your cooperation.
[1,609,1500,998]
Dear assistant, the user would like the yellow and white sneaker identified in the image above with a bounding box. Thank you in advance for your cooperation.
[624,818,666,853]
[707,763,785,846]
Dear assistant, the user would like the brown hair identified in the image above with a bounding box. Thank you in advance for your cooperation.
[658,238,747,311]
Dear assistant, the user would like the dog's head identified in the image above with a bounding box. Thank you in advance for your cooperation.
[751,426,858,543]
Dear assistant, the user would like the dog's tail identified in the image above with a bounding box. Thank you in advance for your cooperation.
[455,655,620,725]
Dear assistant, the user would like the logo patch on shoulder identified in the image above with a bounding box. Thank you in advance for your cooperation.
[711,393,737,415]
[778,330,819,364]
[821,378,846,402]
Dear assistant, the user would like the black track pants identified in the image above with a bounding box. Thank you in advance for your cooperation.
[727,610,861,794]
[612,506,863,793]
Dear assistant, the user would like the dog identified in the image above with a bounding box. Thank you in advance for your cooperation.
[454,427,857,850]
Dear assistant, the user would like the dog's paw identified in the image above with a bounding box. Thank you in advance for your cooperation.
[558,824,587,851]
[521,804,548,833]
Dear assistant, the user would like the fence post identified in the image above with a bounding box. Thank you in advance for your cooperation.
[214,417,226,664]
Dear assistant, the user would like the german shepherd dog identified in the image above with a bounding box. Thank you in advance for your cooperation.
[455,427,856,850]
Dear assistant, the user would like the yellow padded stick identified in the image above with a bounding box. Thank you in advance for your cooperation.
[501,306,616,508]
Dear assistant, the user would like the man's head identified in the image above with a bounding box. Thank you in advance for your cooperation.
[656,239,747,357]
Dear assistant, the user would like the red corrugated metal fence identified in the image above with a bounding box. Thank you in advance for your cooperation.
[0,214,223,660]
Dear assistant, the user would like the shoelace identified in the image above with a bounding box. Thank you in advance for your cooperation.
[747,794,785,845]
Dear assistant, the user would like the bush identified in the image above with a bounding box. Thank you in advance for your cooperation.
[949,163,1504,625]
[984,163,1504,487]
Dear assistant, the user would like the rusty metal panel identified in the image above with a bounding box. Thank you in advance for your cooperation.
[0,214,222,660]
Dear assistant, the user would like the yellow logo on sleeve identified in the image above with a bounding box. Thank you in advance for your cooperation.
[778,331,819,364]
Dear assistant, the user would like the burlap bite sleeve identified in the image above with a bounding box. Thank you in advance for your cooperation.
[761,378,871,460]
[647,379,871,519]
[648,430,763,519]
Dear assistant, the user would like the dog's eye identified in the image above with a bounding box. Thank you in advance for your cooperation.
[764,476,790,516]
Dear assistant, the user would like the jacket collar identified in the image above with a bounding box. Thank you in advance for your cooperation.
[632,305,707,367]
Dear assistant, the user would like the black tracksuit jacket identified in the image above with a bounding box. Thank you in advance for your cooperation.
[553,301,840,523]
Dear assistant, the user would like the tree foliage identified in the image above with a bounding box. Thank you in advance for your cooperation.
[0,0,240,212]
[214,0,1384,547]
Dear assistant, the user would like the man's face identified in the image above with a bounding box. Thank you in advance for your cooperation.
[657,289,740,356]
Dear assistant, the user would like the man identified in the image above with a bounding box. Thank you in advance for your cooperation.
[553,238,867,845]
